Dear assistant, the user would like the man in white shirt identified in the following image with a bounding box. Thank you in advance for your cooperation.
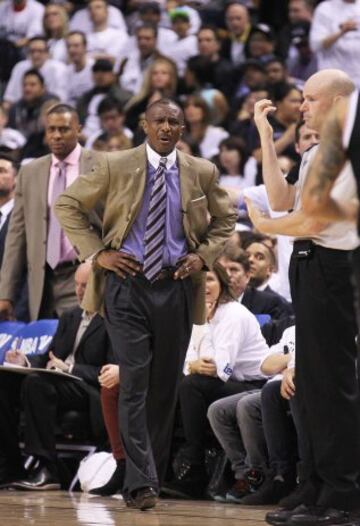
[0,0,44,48]
[3,36,68,106]
[65,31,95,107]
[86,0,129,62]
[165,9,198,76]
[120,24,164,94]
[310,0,360,87]
[246,70,360,524]
[221,2,252,65]
[69,0,127,34]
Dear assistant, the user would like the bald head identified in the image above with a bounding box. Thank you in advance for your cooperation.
[225,3,249,37]
[75,262,91,305]
[301,69,355,131]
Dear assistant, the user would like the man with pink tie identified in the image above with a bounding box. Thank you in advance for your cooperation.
[0,103,104,320]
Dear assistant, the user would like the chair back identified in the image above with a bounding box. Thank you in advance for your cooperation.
[10,319,59,357]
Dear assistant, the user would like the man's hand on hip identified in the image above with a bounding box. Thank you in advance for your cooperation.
[96,250,141,279]
[0,300,15,321]
[174,253,204,280]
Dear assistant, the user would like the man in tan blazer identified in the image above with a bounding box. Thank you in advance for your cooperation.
[0,103,103,321]
[56,98,236,510]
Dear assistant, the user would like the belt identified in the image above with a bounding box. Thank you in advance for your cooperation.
[137,265,179,281]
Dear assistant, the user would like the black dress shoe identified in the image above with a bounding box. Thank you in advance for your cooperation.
[266,504,312,525]
[12,465,60,491]
[129,487,157,510]
[289,507,351,526]
[161,462,208,499]
[89,459,125,496]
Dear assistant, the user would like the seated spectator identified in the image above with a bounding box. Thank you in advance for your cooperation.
[131,2,177,55]
[125,57,178,133]
[0,0,44,50]
[276,0,314,60]
[265,58,291,86]
[231,60,268,102]
[252,82,302,165]
[309,0,360,87]
[238,325,298,506]
[0,154,28,321]
[77,59,132,139]
[245,24,276,64]
[288,22,318,83]
[0,262,112,490]
[3,36,67,107]
[165,9,198,77]
[165,0,202,35]
[119,23,164,95]
[69,0,127,34]
[85,97,133,150]
[217,136,257,204]
[86,0,129,63]
[184,56,229,125]
[221,2,252,65]
[229,88,269,154]
[20,98,57,161]
[218,248,293,320]
[93,130,133,152]
[43,3,68,63]
[207,325,297,505]
[161,264,268,499]
[195,25,234,96]
[65,31,95,107]
[7,69,58,139]
[183,95,229,159]
[243,235,279,293]
[0,105,26,158]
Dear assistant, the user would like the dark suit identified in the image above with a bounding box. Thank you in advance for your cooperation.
[242,286,293,320]
[0,211,29,321]
[0,306,112,472]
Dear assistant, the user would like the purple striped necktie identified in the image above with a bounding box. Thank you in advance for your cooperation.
[143,157,168,282]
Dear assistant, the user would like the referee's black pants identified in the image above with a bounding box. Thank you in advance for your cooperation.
[289,241,360,511]
[104,271,193,495]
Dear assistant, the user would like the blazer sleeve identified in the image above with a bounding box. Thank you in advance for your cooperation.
[196,163,237,269]
[54,155,110,260]
[0,167,27,302]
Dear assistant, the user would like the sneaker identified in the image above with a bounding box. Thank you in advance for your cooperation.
[226,478,251,503]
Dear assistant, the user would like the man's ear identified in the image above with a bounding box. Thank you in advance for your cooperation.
[142,119,148,135]
[180,124,185,137]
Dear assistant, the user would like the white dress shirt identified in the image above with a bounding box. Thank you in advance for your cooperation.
[184,302,268,382]
[260,325,296,382]
[0,199,14,231]
[65,58,95,107]
[69,5,127,33]
[87,27,129,60]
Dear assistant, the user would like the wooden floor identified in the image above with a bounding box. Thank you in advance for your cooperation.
[0,490,272,525]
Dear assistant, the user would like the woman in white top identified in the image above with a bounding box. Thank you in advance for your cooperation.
[162,263,268,499]
[43,3,68,63]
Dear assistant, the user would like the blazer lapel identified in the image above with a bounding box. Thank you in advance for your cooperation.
[76,313,102,350]
[36,155,52,221]
[177,150,195,213]
[122,144,147,238]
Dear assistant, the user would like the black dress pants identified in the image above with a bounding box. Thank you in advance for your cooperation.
[104,272,193,494]
[289,242,360,510]
[179,373,265,463]
[350,246,360,384]
[0,372,90,467]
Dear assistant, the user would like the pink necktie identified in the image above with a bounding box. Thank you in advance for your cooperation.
[47,161,67,269]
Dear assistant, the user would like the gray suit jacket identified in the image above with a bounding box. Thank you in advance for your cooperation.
[0,148,105,320]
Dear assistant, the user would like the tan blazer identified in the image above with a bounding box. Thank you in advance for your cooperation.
[0,148,104,320]
[55,144,237,324]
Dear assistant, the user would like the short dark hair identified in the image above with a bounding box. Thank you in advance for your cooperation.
[0,153,17,170]
[145,98,184,120]
[139,1,160,15]
[67,30,87,47]
[135,22,158,38]
[23,68,45,85]
[269,81,301,103]
[243,234,277,268]
[97,97,124,116]
[265,57,287,69]
[46,103,79,119]
[28,36,48,48]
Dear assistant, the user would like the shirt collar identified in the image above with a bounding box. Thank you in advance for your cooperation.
[146,142,177,170]
[237,292,244,303]
[0,198,14,218]
[51,143,82,168]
